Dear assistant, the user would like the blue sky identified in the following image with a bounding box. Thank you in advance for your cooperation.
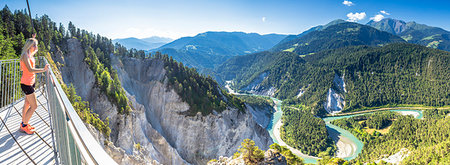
[2,0,450,40]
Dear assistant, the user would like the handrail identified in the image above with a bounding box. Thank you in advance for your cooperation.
[44,58,117,165]
[1,58,117,164]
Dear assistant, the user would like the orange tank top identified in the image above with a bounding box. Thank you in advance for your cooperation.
[20,54,36,86]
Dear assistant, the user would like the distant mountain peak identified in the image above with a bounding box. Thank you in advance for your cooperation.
[366,18,408,34]
[367,18,450,51]
[113,36,173,50]
[325,19,347,27]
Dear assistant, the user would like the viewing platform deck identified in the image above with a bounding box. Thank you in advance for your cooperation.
[0,89,55,164]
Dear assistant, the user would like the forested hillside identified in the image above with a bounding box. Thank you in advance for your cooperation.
[273,19,347,48]
[216,21,406,90]
[151,53,246,116]
[221,42,450,116]
[271,22,405,55]
[331,110,450,164]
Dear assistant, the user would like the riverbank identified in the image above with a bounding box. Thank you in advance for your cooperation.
[326,107,432,117]
[273,119,320,161]
[327,126,357,158]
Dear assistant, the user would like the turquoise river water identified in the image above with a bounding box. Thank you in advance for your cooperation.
[264,96,423,164]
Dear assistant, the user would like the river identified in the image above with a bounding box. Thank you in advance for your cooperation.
[224,82,423,164]
[268,97,423,164]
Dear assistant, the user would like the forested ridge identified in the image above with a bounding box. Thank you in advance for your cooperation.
[271,22,405,55]
[152,53,246,116]
[331,110,450,164]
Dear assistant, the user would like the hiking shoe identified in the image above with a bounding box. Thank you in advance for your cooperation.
[21,122,35,130]
[20,124,35,134]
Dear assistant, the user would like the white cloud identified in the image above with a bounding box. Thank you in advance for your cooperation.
[346,12,366,22]
[370,14,385,22]
[262,17,266,22]
[342,0,354,6]
[380,10,390,15]
[369,10,390,22]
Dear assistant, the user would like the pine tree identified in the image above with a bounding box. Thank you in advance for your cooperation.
[237,139,265,165]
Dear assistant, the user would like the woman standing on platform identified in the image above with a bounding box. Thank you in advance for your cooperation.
[19,36,49,134]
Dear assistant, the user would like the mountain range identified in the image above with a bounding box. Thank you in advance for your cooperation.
[217,19,449,115]
[367,18,450,51]
[113,36,173,50]
[153,31,287,72]
[271,22,405,55]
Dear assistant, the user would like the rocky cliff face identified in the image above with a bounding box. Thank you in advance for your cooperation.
[55,38,186,164]
[56,38,272,165]
[324,73,347,114]
[113,56,273,164]
[241,72,276,97]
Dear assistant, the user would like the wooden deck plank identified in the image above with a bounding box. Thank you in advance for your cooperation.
[0,90,55,164]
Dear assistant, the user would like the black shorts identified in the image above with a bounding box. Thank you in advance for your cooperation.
[21,83,35,95]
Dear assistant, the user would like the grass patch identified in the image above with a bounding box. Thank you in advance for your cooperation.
[299,52,315,58]
[421,34,439,41]
[362,120,394,135]
[427,40,442,48]
[283,47,295,52]
[401,34,413,41]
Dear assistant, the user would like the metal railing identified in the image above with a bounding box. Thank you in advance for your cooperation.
[0,57,117,165]
[0,59,23,109]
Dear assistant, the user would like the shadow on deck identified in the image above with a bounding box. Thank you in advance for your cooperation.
[0,89,55,164]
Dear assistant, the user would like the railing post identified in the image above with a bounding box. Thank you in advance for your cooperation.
[7,62,10,108]
[13,61,17,104]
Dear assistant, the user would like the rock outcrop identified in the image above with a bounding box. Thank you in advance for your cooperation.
[57,39,186,164]
[207,149,287,165]
[241,72,276,97]
[56,38,272,165]
[246,104,273,129]
[113,56,273,164]
[324,73,347,114]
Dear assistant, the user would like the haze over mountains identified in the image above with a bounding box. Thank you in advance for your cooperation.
[113,36,173,50]
[152,31,287,72]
